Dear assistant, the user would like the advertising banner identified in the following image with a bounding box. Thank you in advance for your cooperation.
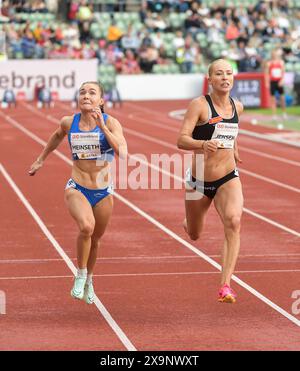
[0,59,98,100]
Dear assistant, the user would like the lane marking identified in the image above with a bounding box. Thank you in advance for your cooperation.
[1,110,300,328]
[0,163,136,351]
[116,192,300,327]
[1,268,300,280]
[1,253,300,264]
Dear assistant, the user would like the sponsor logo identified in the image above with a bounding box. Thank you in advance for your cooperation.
[209,116,223,124]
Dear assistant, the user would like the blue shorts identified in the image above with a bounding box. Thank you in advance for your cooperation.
[65,179,113,207]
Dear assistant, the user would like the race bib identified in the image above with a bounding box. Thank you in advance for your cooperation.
[271,68,282,79]
[211,123,238,149]
[71,132,101,159]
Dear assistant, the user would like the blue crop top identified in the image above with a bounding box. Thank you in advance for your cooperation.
[68,113,114,161]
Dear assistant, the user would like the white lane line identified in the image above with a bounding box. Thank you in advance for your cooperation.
[1,268,300,280]
[0,163,136,351]
[54,101,300,167]
[116,193,300,327]
[0,255,199,264]
[1,253,300,264]
[243,207,300,238]
[2,110,300,327]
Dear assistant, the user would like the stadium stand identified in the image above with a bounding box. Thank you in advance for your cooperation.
[2,0,300,91]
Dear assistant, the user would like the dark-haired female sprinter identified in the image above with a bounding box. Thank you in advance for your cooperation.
[29,81,127,304]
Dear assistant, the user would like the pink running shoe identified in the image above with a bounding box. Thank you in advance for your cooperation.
[218,284,237,303]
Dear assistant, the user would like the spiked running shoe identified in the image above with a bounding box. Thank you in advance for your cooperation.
[83,282,95,305]
[218,284,237,303]
[71,276,87,300]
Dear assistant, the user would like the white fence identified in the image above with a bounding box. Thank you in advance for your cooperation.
[116,73,204,100]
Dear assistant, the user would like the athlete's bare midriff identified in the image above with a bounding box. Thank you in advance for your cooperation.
[71,160,111,189]
[192,148,235,182]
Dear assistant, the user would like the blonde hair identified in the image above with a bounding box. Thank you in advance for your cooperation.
[208,59,232,77]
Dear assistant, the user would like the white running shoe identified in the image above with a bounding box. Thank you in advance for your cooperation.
[83,282,95,305]
[71,276,87,300]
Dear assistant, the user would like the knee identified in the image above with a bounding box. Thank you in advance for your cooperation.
[225,215,241,233]
[79,220,95,237]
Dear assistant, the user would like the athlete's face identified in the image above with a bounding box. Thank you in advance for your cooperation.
[208,61,234,92]
[78,83,104,112]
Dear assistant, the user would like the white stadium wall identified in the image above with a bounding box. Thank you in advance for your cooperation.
[0,59,98,100]
[116,74,204,100]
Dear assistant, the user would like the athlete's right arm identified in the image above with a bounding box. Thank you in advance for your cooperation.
[28,116,71,176]
[177,97,218,152]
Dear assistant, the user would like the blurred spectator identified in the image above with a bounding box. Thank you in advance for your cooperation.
[139,45,158,73]
[151,31,164,49]
[226,21,240,41]
[176,35,200,73]
[173,30,185,49]
[107,21,123,43]
[21,30,36,58]
[68,1,80,21]
[121,24,141,51]
[76,0,93,23]
[122,50,141,74]
[32,0,48,13]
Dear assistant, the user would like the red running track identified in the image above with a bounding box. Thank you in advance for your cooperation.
[0,100,299,350]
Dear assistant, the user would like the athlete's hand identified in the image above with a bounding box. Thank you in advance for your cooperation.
[28,159,43,176]
[91,107,105,130]
[203,140,219,152]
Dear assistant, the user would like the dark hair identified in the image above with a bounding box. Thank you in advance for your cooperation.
[80,81,105,112]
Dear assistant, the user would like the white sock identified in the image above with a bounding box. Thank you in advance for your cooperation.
[86,274,93,285]
[77,268,87,278]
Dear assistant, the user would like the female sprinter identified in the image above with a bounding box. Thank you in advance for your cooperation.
[29,81,127,304]
[177,59,243,303]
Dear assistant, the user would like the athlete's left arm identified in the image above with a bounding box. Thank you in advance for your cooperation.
[105,116,128,159]
[91,108,127,158]
[234,100,244,164]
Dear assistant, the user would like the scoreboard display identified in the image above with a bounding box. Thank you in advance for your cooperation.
[231,78,261,107]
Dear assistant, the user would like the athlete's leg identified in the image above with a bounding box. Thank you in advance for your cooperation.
[279,93,286,116]
[87,194,114,274]
[214,177,243,286]
[64,188,95,269]
[270,94,277,118]
[184,190,212,241]
[83,194,113,304]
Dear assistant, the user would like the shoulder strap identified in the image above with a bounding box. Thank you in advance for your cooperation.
[229,97,239,122]
[205,95,219,118]
[102,113,108,124]
[71,113,81,131]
